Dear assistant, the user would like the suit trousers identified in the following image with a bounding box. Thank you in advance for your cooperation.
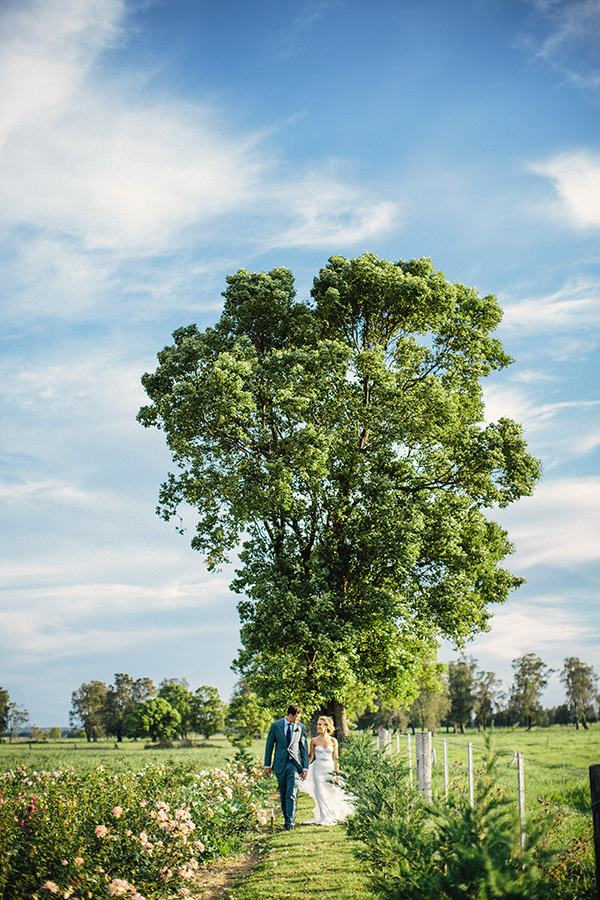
[276,759,300,827]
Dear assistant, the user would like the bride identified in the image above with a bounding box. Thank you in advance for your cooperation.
[300,715,354,825]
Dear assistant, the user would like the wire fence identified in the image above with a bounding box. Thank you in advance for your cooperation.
[374,730,591,821]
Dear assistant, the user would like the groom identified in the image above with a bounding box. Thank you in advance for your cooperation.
[264,703,309,830]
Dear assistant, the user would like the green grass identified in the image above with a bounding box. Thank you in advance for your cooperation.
[230,793,371,900]
[0,733,266,775]
[3,726,596,898]
[421,724,599,814]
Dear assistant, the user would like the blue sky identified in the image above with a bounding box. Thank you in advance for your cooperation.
[1,0,599,726]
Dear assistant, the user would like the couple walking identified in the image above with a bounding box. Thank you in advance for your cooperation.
[264,703,354,830]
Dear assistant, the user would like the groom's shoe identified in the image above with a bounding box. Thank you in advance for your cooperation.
[284,823,294,830]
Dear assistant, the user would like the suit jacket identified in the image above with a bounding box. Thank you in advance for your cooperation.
[264,718,309,775]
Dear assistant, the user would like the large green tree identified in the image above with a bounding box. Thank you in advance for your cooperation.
[124,697,181,742]
[139,254,540,736]
[0,687,9,736]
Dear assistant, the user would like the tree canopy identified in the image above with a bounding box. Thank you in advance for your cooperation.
[139,253,541,733]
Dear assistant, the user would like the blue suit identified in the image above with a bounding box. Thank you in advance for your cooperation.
[264,717,309,828]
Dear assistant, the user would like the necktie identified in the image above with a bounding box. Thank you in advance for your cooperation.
[286,723,292,744]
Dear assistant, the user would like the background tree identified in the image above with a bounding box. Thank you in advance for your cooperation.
[49,727,62,740]
[70,681,107,742]
[6,702,29,743]
[189,685,225,740]
[355,697,410,734]
[104,673,156,741]
[473,669,503,730]
[158,678,192,738]
[408,678,450,734]
[224,680,271,749]
[560,657,598,730]
[0,687,9,736]
[124,697,181,742]
[509,653,553,729]
[446,657,477,733]
[139,254,541,737]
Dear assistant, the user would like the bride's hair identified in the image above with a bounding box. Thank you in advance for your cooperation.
[319,716,334,734]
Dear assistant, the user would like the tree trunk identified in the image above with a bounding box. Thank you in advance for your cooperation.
[309,699,349,742]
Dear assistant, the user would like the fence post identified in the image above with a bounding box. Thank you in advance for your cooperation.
[407,733,413,786]
[589,764,600,900]
[517,752,526,852]
[396,732,400,755]
[416,731,432,800]
[443,737,449,802]
[378,727,390,751]
[467,742,474,808]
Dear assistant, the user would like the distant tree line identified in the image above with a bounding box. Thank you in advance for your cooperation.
[356,654,600,734]
[69,674,272,747]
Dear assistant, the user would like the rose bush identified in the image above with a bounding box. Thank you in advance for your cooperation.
[0,758,270,899]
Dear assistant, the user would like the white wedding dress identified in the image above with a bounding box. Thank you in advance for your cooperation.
[300,745,354,825]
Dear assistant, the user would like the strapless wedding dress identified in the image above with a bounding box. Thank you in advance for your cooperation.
[300,745,354,825]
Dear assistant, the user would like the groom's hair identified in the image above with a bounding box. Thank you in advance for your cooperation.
[286,703,302,717]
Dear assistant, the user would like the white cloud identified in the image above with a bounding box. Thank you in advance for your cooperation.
[483,380,600,466]
[463,593,590,664]
[270,166,399,248]
[0,0,398,326]
[441,588,600,703]
[531,150,600,228]
[496,477,600,568]
[501,277,600,333]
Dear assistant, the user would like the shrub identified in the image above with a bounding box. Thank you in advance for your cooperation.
[0,757,270,899]
[340,733,581,900]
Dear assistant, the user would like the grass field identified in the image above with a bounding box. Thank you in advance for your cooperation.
[0,733,265,774]
[424,724,599,813]
[1,725,597,898]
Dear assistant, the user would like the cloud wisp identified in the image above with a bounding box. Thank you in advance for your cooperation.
[0,0,399,327]
[519,0,600,91]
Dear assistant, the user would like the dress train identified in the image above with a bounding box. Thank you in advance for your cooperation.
[299,745,354,825]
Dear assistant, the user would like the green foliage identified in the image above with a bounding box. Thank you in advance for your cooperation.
[560,658,599,729]
[104,674,156,742]
[124,697,181,742]
[0,688,9,735]
[509,654,554,729]
[342,735,556,900]
[70,680,108,741]
[189,685,226,739]
[139,253,541,717]
[409,678,450,732]
[447,657,477,732]
[0,758,269,899]
[158,678,192,738]
[225,692,271,749]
